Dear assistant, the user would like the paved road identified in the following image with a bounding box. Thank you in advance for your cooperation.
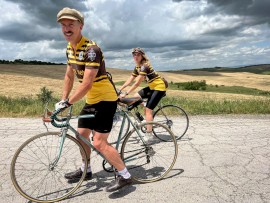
[1,115,270,203]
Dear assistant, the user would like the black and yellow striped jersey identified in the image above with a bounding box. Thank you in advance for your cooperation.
[132,65,167,91]
[66,36,117,104]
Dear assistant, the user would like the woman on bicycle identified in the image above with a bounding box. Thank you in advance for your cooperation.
[119,47,168,140]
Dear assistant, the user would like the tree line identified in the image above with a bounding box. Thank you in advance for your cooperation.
[0,59,64,65]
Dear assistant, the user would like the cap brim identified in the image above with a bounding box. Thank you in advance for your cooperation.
[57,15,79,22]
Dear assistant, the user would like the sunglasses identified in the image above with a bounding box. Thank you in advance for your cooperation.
[132,52,141,57]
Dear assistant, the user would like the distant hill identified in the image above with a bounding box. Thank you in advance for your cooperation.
[178,64,270,75]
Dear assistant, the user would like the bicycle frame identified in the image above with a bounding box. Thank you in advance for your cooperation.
[46,106,105,168]
[114,107,156,164]
[128,99,180,126]
[115,106,149,145]
[135,99,165,120]
[48,105,148,169]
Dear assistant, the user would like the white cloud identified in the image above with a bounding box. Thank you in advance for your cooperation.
[0,39,65,62]
[0,0,270,69]
[0,1,29,26]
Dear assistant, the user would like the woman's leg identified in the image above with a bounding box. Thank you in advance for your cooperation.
[145,90,166,132]
[145,107,154,132]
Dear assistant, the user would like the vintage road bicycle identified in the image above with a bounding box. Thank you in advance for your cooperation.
[109,97,189,144]
[10,99,178,203]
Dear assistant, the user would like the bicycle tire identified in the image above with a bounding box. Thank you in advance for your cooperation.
[10,132,88,203]
[153,105,189,140]
[120,121,178,183]
[102,159,114,173]
[109,109,130,144]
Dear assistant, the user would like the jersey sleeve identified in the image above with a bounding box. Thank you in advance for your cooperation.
[84,45,102,69]
[132,66,139,77]
[138,64,150,76]
[66,49,71,65]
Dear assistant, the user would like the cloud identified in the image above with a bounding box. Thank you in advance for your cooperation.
[206,0,270,19]
[0,0,269,70]
[0,22,60,42]
[0,0,88,42]
[4,0,87,26]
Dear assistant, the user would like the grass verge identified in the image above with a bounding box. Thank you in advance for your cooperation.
[160,97,270,114]
[0,95,269,117]
[0,96,85,117]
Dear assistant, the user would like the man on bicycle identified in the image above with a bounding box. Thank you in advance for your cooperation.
[55,7,131,192]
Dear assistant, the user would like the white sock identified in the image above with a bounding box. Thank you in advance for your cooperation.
[118,167,131,179]
[81,162,92,173]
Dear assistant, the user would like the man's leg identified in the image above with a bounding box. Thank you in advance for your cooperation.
[64,128,93,180]
[77,128,91,160]
[93,131,132,192]
[93,131,126,172]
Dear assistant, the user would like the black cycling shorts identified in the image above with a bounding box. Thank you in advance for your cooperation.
[138,87,166,110]
[78,101,117,133]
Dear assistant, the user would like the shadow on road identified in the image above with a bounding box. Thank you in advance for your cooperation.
[25,166,183,202]
[164,168,184,180]
[108,185,136,199]
[56,168,136,201]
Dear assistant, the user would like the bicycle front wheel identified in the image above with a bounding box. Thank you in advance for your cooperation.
[10,132,88,203]
[153,105,189,140]
[120,122,178,183]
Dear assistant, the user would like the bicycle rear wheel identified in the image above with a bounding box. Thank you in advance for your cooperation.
[108,109,130,144]
[10,132,87,203]
[153,105,189,140]
[120,122,178,183]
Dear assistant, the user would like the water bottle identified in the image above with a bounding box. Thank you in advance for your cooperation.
[135,112,144,121]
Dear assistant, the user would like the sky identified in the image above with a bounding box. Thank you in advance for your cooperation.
[0,0,270,70]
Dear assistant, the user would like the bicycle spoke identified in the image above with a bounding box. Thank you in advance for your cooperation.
[153,105,189,140]
[11,132,87,202]
[121,122,178,183]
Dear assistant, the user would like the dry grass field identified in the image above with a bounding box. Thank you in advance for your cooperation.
[0,64,270,101]
[163,71,270,91]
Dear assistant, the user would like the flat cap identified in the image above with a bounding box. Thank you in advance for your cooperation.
[57,7,84,24]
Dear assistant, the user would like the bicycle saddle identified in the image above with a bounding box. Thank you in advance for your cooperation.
[118,98,143,110]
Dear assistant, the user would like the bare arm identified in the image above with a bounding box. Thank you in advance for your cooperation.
[61,65,74,100]
[68,68,98,104]
[125,75,145,95]
[119,75,136,92]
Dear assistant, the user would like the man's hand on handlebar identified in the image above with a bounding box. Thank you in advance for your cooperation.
[55,99,72,111]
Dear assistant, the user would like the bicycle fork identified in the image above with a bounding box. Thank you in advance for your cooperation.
[49,128,68,170]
